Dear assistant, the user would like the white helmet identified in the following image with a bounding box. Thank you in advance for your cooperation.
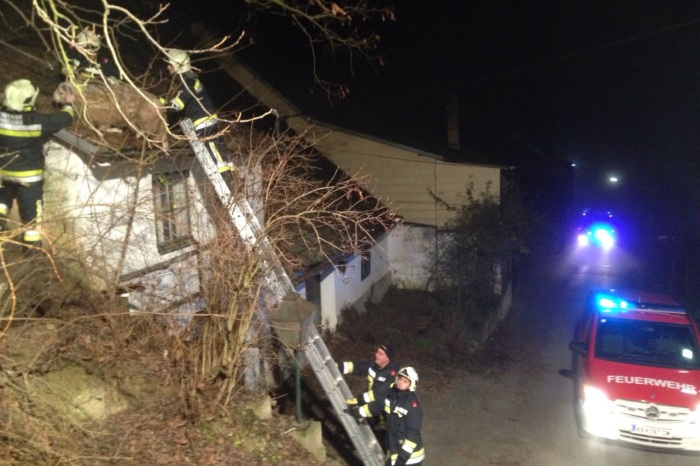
[397,366,419,392]
[4,79,39,112]
[76,29,101,51]
[164,48,191,73]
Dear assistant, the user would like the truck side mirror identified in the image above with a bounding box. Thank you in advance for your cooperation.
[569,341,588,356]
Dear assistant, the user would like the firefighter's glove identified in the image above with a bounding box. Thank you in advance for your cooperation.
[345,397,358,406]
[344,407,363,422]
[394,457,408,466]
[337,362,344,373]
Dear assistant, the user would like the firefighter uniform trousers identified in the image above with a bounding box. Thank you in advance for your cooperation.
[0,178,43,246]
[163,72,235,185]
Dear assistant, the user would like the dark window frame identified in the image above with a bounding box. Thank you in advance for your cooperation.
[153,170,194,254]
[337,260,347,276]
[361,250,371,281]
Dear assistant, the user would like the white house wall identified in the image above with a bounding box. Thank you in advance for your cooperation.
[387,224,437,290]
[44,141,217,310]
[316,234,392,331]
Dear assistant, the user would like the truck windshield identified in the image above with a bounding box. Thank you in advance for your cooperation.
[594,317,700,369]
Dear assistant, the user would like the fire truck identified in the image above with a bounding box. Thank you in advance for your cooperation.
[569,289,700,450]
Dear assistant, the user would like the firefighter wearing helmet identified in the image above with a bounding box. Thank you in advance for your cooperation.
[77,30,101,51]
[164,48,191,73]
[64,28,121,83]
[0,79,75,253]
[160,48,234,179]
[348,366,425,465]
[338,341,399,451]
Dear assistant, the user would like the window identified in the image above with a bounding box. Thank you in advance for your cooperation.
[595,317,700,369]
[361,250,371,281]
[337,260,347,276]
[153,171,193,253]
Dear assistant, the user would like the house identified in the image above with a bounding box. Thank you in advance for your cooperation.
[6,62,511,341]
[214,57,511,331]
[40,119,396,336]
[4,31,508,337]
[44,130,220,322]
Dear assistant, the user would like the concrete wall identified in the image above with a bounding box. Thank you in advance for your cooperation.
[43,139,401,326]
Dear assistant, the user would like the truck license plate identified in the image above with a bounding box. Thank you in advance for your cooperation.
[631,425,672,438]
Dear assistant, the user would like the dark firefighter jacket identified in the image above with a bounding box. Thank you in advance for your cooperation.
[163,72,218,132]
[340,358,399,404]
[359,385,425,465]
[66,48,121,81]
[0,105,75,181]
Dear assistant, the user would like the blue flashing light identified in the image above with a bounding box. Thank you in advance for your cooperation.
[598,297,616,308]
[596,295,629,313]
[574,217,616,249]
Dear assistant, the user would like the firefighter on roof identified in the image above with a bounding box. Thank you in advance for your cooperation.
[160,48,233,178]
[64,29,122,84]
[348,366,425,466]
[0,79,75,254]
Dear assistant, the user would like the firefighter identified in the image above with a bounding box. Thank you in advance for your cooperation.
[338,341,399,449]
[349,366,425,466]
[160,48,233,178]
[64,29,122,84]
[0,79,75,253]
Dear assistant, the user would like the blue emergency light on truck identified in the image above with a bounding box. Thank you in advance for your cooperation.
[576,209,616,249]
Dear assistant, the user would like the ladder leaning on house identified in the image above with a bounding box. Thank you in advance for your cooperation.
[179,119,385,466]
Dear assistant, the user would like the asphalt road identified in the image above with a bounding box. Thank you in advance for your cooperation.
[421,245,700,465]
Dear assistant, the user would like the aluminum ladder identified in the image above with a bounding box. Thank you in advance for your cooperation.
[179,119,291,299]
[303,325,385,466]
[179,119,385,466]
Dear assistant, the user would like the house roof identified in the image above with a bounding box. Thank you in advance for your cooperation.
[233,49,515,169]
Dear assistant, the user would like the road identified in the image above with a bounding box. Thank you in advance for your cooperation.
[421,245,700,465]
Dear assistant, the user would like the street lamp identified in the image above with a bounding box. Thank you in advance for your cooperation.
[270,292,315,425]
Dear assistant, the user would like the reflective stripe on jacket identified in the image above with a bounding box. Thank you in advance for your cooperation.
[165,72,218,128]
[362,385,425,465]
[340,358,399,404]
[0,106,74,178]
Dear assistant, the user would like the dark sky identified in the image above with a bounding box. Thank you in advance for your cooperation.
[171,0,700,230]
[364,2,700,215]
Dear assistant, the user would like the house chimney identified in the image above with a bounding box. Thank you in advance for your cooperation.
[446,93,460,150]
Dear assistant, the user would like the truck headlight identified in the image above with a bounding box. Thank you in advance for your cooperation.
[582,385,615,428]
[583,385,609,404]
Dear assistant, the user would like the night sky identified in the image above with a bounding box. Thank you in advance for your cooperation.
[170,0,700,235]
[355,2,700,219]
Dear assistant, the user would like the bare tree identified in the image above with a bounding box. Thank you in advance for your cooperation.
[0,0,397,422]
[181,126,395,412]
[240,0,396,97]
